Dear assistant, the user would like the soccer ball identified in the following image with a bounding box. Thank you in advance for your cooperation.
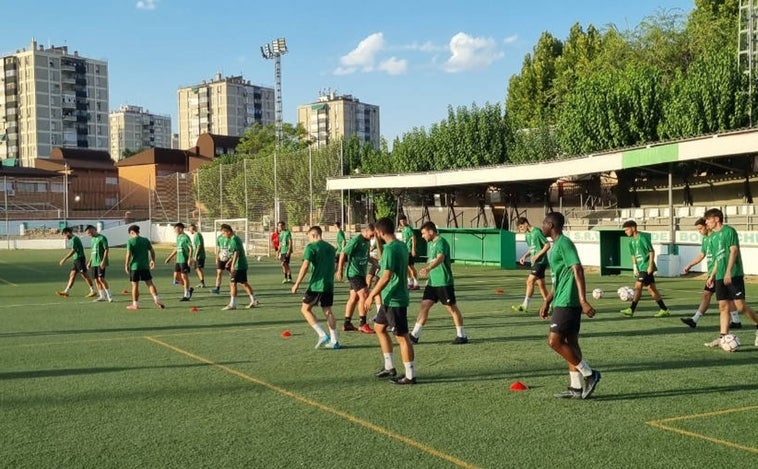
[720,334,741,352]
[256,256,262,262]
[592,288,604,300]
[617,286,634,302]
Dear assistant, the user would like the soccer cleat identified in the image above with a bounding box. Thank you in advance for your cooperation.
[107,297,114,303]
[343,322,357,332]
[188,287,194,299]
[282,278,289,284]
[620,308,634,317]
[93,297,107,302]
[85,291,98,298]
[196,283,206,289]
[247,299,260,309]
[154,300,165,309]
[754,330,758,347]
[680,318,697,328]
[172,279,179,285]
[56,291,69,297]
[704,337,722,348]
[452,336,469,345]
[390,376,416,385]
[222,305,236,311]
[511,305,527,313]
[323,342,341,350]
[554,387,582,399]
[358,323,375,334]
[654,309,670,318]
[410,285,420,291]
[180,297,190,302]
[374,368,397,379]
[314,335,330,349]
[729,322,743,329]
[581,370,601,399]
[211,287,220,294]
[126,304,139,310]
[409,334,419,344]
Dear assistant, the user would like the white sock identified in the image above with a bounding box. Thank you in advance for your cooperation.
[404,361,415,379]
[64,287,71,293]
[329,328,338,344]
[230,297,237,307]
[132,300,138,307]
[730,311,741,323]
[576,359,593,378]
[152,295,161,302]
[250,294,256,303]
[383,352,394,370]
[98,290,105,299]
[413,279,419,287]
[184,289,189,297]
[570,371,582,389]
[456,326,466,338]
[105,289,112,300]
[89,286,95,293]
[692,311,703,323]
[407,277,412,286]
[411,323,423,337]
[311,323,326,338]
[523,297,531,308]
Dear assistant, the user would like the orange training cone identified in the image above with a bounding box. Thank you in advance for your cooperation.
[509,381,528,391]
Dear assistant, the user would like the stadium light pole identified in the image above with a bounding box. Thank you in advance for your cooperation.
[261,37,288,223]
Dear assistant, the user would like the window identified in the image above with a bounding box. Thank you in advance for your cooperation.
[105,176,118,185]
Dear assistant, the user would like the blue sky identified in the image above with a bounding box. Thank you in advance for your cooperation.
[2,0,695,145]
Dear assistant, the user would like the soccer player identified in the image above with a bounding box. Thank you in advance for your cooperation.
[212,227,232,294]
[188,224,206,288]
[124,224,164,310]
[703,208,758,347]
[219,224,259,310]
[337,223,375,334]
[539,212,600,400]
[410,222,468,344]
[277,221,293,283]
[164,222,194,301]
[365,217,416,385]
[85,225,112,303]
[399,215,420,290]
[56,227,97,298]
[511,217,550,313]
[619,220,670,318]
[291,225,340,349]
[681,218,741,329]
[334,221,346,264]
[365,235,383,315]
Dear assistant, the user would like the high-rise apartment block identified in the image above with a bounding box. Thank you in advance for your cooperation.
[0,40,109,167]
[177,73,274,149]
[297,91,380,149]
[109,105,171,160]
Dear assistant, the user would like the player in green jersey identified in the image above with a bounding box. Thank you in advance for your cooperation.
[292,226,340,349]
[85,225,113,302]
[334,221,346,263]
[337,223,375,334]
[165,223,194,301]
[277,221,293,283]
[398,215,419,290]
[188,224,206,289]
[56,227,96,298]
[539,212,600,400]
[124,224,164,310]
[512,217,550,313]
[219,224,259,310]
[619,220,670,318]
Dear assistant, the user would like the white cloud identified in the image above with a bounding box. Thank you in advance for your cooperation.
[334,33,385,75]
[504,34,518,45]
[442,32,504,73]
[136,0,158,10]
[378,57,407,75]
[402,41,446,53]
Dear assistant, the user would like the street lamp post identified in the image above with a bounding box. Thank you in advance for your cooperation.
[261,37,288,223]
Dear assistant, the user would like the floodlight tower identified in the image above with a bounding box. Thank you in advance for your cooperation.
[261,37,288,222]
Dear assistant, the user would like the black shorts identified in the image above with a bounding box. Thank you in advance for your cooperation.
[216,260,230,271]
[367,258,380,277]
[129,269,152,282]
[407,254,416,266]
[71,258,87,273]
[702,283,716,294]
[230,269,248,284]
[195,258,205,269]
[636,271,655,286]
[549,306,582,335]
[302,290,334,307]
[530,263,547,279]
[174,262,190,274]
[279,252,291,264]
[348,276,368,291]
[715,277,747,302]
[422,285,456,306]
[92,266,106,279]
[374,305,409,335]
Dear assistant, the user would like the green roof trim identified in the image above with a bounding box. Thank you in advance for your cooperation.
[622,143,678,169]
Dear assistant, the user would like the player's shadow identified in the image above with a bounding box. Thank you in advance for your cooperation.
[594,383,757,401]
[0,360,251,381]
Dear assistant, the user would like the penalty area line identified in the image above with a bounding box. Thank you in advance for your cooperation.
[145,335,482,469]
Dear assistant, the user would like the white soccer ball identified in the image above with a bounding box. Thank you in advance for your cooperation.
[617,286,634,302]
[720,334,741,352]
[256,256,262,262]
[592,288,604,300]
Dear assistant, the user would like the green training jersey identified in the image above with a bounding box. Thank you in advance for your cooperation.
[229,235,248,271]
[193,232,206,260]
[700,233,713,272]
[629,234,655,273]
[427,236,454,287]
[712,225,744,280]
[526,227,549,266]
[402,225,415,252]
[217,235,232,262]
[126,236,152,271]
[379,239,409,307]
[279,230,292,254]
[176,233,191,263]
[549,234,582,308]
[342,235,370,279]
[70,236,85,260]
[90,234,109,266]
[336,229,346,254]
[303,240,336,293]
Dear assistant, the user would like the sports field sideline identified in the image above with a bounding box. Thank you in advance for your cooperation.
[1,248,756,468]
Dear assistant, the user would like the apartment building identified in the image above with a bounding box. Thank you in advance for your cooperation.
[0,40,109,167]
[109,105,171,160]
[177,73,274,149]
[297,91,380,149]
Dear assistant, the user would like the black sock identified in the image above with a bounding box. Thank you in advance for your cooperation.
[359,316,367,325]
[656,299,667,310]
[344,318,352,326]
[631,301,639,312]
